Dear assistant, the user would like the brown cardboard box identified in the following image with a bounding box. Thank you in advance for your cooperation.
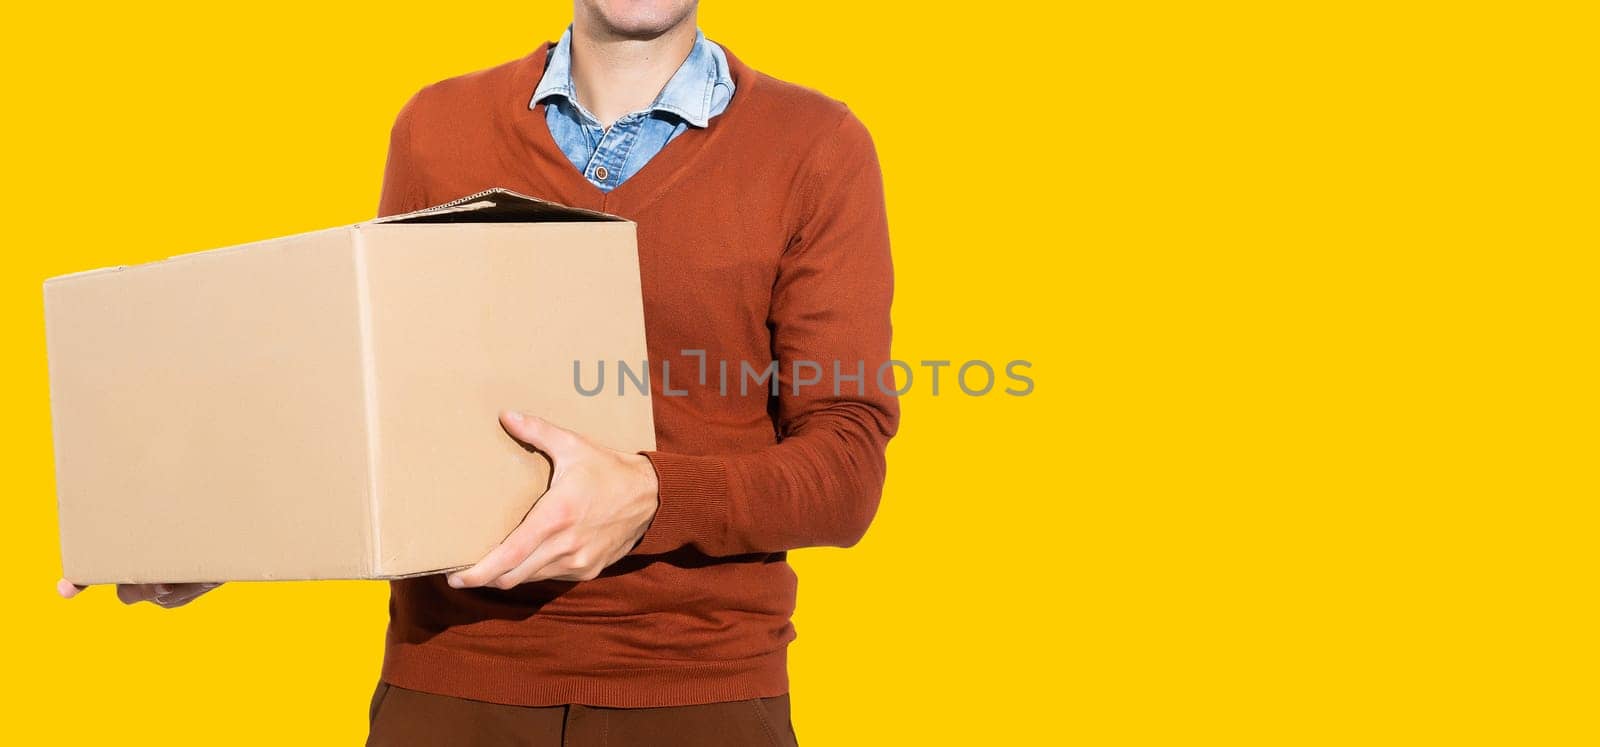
[44,189,656,584]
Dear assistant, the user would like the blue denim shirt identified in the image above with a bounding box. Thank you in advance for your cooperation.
[531,27,735,192]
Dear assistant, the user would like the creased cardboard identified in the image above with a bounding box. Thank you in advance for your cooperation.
[45,189,656,583]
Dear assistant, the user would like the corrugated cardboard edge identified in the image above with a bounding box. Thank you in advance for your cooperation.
[368,187,621,225]
[380,564,470,580]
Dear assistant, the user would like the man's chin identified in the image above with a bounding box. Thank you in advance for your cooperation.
[603,25,675,41]
[580,0,698,41]
[592,18,689,41]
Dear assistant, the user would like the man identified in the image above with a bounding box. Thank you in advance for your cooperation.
[61,1,896,743]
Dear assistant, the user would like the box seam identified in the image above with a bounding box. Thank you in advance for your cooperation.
[351,226,384,577]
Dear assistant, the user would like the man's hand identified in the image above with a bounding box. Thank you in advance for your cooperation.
[447,411,660,590]
[57,578,221,608]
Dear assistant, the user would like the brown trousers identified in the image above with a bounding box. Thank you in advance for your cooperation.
[366,682,799,747]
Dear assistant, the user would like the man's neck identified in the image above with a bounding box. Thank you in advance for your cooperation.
[569,18,699,129]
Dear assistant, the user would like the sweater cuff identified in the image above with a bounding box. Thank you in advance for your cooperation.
[632,451,728,556]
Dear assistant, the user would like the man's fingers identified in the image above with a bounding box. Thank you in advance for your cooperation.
[112,583,219,606]
[459,413,594,590]
[117,584,159,605]
[486,534,576,589]
[154,583,220,608]
[447,546,521,589]
[61,581,220,606]
[447,509,564,589]
[500,411,583,460]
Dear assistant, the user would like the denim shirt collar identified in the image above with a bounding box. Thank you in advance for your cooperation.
[531,26,733,128]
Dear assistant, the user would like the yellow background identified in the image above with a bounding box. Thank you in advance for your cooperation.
[1,1,1593,744]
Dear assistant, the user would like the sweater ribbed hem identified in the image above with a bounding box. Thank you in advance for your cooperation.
[380,639,788,708]
[634,451,728,555]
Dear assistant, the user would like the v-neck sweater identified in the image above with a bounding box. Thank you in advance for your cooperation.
[375,41,898,708]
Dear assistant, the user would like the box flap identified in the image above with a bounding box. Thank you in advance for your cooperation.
[371,188,622,225]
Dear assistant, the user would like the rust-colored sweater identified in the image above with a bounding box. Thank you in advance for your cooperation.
[375,41,897,707]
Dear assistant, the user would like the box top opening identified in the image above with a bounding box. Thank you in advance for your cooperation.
[372,188,623,225]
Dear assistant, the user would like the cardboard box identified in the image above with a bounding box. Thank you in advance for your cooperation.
[45,189,656,584]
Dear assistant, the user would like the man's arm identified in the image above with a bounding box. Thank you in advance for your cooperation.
[634,109,898,557]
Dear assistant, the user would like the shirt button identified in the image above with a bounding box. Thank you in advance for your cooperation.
[594,166,610,181]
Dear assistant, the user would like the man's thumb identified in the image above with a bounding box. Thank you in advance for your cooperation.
[500,411,580,458]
